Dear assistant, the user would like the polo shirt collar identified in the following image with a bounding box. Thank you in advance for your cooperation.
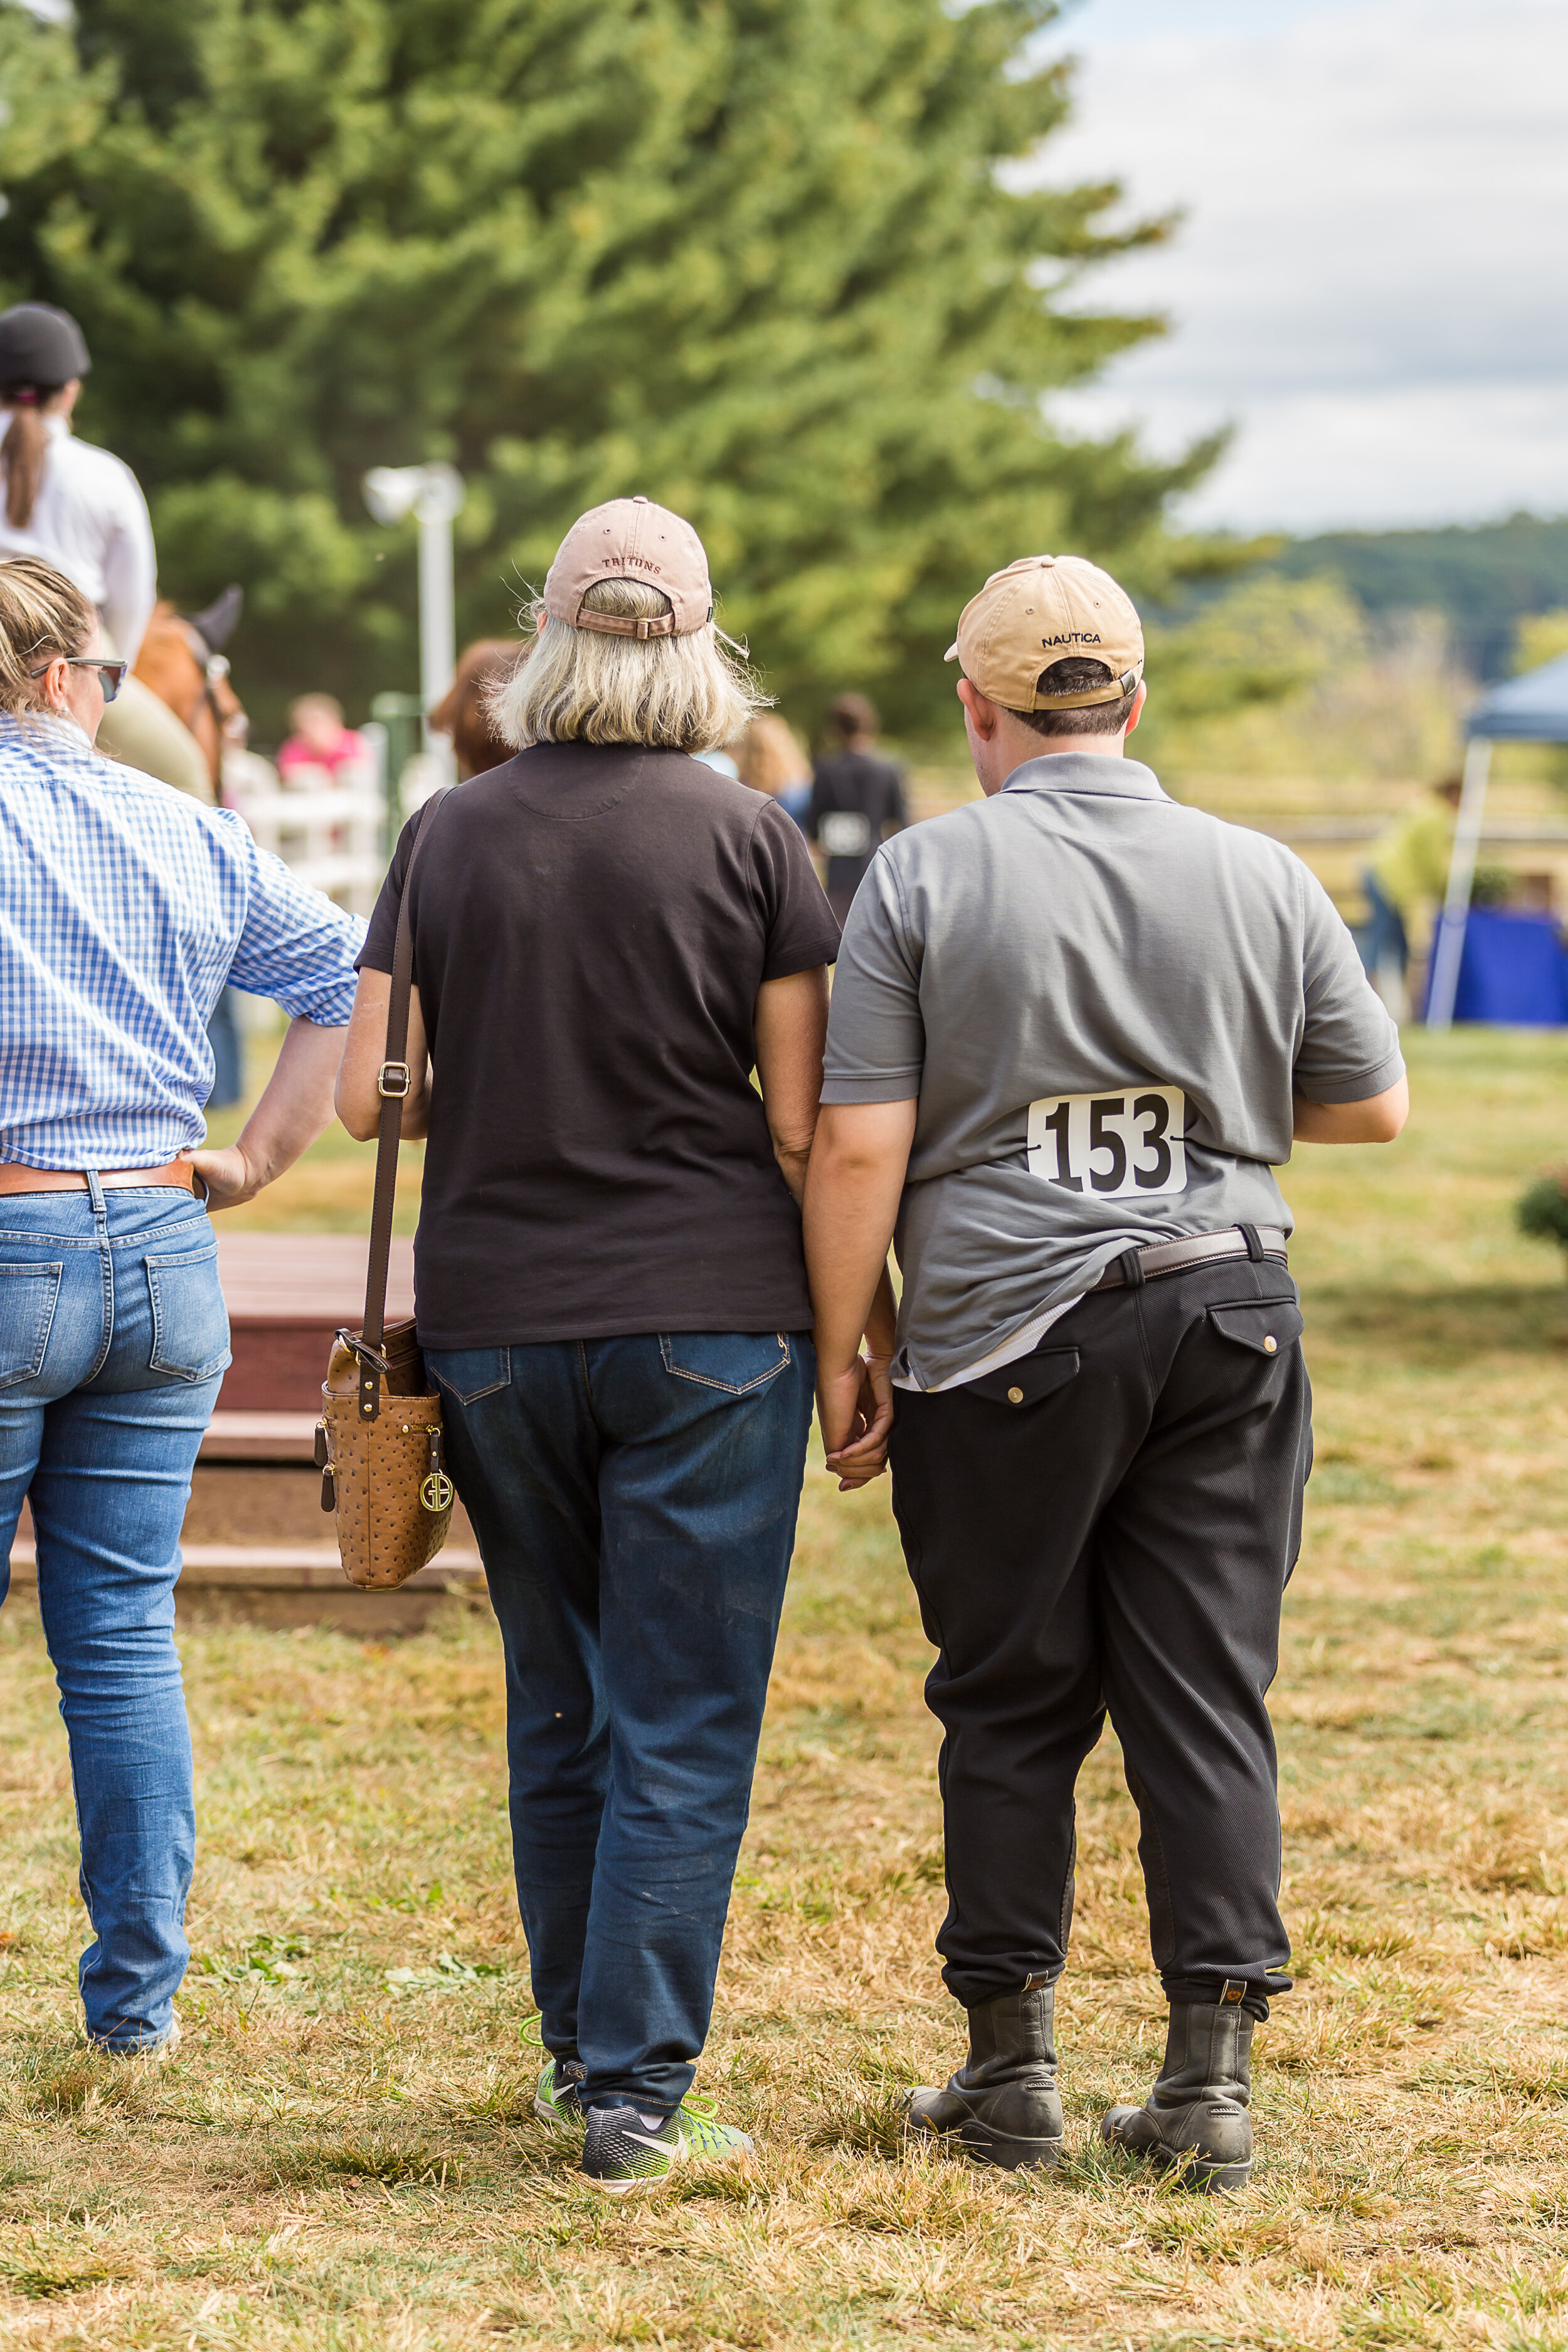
[1000,753,1170,805]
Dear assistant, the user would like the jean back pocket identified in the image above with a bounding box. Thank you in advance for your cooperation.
[0,1261,63,1388]
[659,1332,792,1396]
[146,1242,231,1384]
[428,1347,511,1404]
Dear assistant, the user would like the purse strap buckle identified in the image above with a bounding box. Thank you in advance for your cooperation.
[377,1060,411,1099]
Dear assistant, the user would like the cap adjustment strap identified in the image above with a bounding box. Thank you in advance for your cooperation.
[571,604,681,640]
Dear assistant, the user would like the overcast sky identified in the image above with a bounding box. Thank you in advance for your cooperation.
[1032,0,1568,536]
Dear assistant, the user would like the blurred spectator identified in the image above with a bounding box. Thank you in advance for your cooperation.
[430,638,523,780]
[735,712,812,828]
[277,692,370,787]
[1360,775,1463,1009]
[810,691,908,924]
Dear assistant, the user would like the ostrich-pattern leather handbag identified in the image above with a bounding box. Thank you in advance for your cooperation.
[316,788,455,1589]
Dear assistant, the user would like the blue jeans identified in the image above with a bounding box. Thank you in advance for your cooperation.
[0,1180,228,2050]
[428,1330,815,2114]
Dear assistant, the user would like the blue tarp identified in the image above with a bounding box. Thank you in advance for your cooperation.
[1421,907,1568,1025]
[1466,652,1568,742]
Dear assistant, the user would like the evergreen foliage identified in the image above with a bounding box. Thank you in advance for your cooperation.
[0,0,1217,739]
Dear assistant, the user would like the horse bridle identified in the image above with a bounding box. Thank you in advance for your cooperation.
[181,625,243,744]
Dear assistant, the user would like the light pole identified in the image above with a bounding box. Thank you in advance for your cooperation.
[362,462,467,785]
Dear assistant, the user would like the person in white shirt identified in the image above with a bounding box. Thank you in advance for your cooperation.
[0,303,155,662]
[0,302,209,804]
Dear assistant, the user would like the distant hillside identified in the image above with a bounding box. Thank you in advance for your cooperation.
[1264,514,1568,681]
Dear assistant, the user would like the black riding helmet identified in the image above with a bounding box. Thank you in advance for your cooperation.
[0,303,90,391]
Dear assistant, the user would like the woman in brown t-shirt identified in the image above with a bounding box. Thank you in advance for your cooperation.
[338,497,882,2192]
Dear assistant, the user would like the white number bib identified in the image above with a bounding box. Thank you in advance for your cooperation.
[1026,1086,1188,1199]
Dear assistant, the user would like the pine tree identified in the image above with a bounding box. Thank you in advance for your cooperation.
[0,0,1214,741]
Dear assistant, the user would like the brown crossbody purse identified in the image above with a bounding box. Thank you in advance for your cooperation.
[315,787,455,1589]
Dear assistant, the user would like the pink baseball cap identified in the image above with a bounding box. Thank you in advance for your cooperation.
[542,495,713,639]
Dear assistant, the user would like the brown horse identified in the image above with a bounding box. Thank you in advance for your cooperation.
[132,586,248,793]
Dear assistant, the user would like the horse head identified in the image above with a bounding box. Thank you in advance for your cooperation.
[132,588,248,790]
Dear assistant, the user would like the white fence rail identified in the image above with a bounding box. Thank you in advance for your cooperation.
[221,750,387,919]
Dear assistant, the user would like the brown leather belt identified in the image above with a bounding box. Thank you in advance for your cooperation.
[0,1158,203,1197]
[1092,1224,1288,1291]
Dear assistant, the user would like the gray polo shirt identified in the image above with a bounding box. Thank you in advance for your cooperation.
[821,752,1404,1391]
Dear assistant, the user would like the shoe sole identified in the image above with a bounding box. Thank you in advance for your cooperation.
[581,2145,753,2196]
[582,2166,674,2196]
[906,2114,1064,2172]
[1160,2152,1253,2193]
[1102,2128,1252,2194]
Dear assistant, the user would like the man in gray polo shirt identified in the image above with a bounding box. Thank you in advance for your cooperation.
[803,554,1406,2190]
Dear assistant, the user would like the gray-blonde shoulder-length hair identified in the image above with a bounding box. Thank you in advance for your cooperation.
[490,576,766,753]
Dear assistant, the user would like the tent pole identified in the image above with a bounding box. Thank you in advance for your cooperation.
[1425,735,1492,1031]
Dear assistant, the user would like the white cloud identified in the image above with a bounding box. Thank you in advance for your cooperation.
[1032,0,1568,531]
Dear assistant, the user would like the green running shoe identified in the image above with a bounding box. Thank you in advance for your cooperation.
[580,2095,753,2195]
[533,2055,588,2131]
[521,2015,586,2132]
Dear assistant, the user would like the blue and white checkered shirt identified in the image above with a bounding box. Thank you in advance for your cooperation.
[0,714,366,1170]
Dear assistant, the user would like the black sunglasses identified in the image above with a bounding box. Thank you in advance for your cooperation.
[28,655,129,705]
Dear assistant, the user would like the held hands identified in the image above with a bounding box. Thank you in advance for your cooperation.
[818,1352,896,1491]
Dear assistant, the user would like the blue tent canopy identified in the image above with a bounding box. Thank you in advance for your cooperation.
[1466,652,1568,742]
[1429,649,1568,1025]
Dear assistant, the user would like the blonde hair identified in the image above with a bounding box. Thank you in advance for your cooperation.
[0,555,96,713]
[492,576,765,753]
[735,712,810,796]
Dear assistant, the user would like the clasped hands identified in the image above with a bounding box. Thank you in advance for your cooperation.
[817,1350,895,1492]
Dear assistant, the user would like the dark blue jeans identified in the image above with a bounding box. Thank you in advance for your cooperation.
[0,1179,228,2049]
[427,1330,814,2114]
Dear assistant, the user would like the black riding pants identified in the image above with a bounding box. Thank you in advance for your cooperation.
[887,1253,1310,2020]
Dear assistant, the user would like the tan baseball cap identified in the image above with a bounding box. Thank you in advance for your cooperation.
[543,495,713,638]
[945,554,1144,710]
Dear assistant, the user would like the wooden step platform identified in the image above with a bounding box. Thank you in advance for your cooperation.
[7,1235,490,1634]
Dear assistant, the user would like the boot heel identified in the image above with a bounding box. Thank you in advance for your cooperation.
[958,2116,1064,2171]
[1187,2153,1253,2193]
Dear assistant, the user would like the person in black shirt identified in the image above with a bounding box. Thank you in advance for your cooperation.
[338,497,886,2195]
[809,691,909,925]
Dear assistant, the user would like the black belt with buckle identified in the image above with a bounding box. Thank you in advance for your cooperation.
[1092,1223,1289,1291]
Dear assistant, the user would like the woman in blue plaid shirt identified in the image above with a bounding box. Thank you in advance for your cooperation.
[0,556,365,2055]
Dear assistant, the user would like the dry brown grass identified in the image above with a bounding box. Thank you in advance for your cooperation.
[4,1027,1568,2347]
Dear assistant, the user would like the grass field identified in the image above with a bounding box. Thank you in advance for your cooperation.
[5,1028,1568,2349]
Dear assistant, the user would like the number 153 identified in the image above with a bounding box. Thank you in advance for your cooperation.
[1025,1086,1188,1199]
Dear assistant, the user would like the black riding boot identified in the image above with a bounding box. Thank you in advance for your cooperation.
[1101,2000,1254,2191]
[906,1981,1064,2170]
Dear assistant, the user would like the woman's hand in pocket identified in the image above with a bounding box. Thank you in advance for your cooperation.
[185,1144,260,1211]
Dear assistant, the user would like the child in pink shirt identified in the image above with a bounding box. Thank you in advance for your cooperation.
[276,692,369,785]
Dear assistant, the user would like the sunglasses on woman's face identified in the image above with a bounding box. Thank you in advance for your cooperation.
[28,655,129,705]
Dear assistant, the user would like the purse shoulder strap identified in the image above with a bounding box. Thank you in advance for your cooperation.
[355,786,453,1419]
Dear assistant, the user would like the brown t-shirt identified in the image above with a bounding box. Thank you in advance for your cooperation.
[359,743,840,1349]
